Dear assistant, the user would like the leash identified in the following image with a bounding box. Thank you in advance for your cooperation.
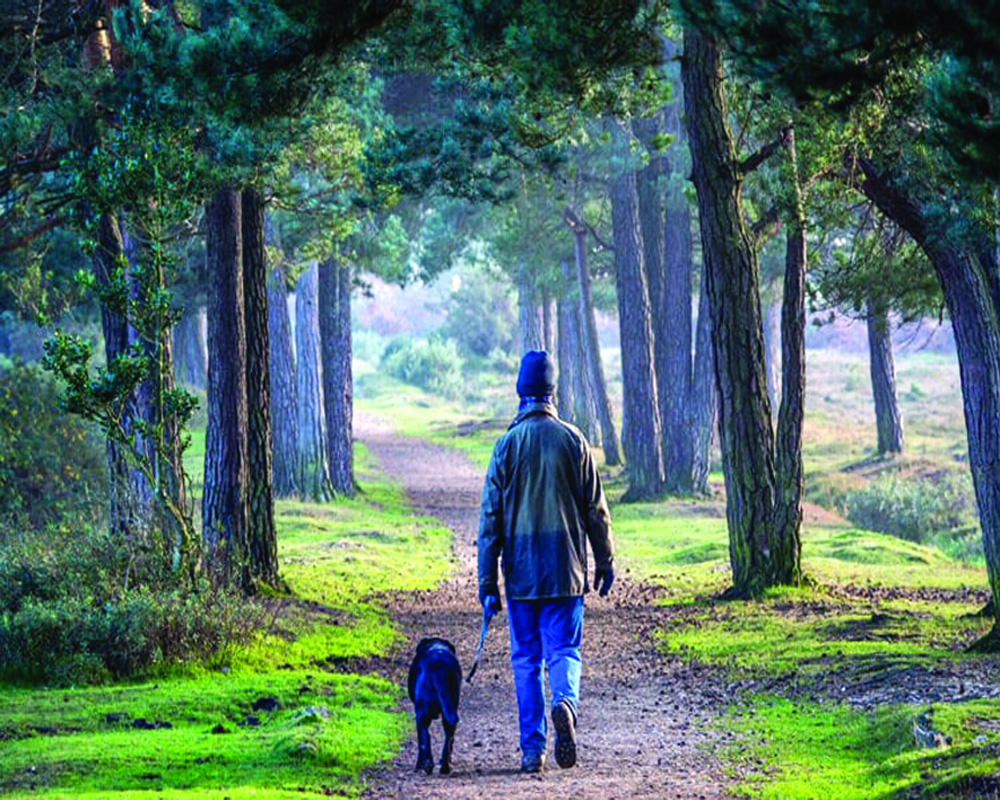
[465,606,493,683]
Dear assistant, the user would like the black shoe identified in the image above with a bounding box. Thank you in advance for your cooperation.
[520,751,546,773]
[552,701,577,768]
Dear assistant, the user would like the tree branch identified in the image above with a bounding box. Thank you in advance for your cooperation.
[739,126,791,175]
[750,204,783,247]
[562,205,614,252]
[0,214,66,253]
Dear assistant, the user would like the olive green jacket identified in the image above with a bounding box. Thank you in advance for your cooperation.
[477,400,614,602]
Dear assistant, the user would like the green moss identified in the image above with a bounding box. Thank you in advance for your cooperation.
[0,443,450,797]
[728,697,1000,799]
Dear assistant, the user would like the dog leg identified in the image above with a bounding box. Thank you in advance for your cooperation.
[440,719,456,775]
[415,716,434,774]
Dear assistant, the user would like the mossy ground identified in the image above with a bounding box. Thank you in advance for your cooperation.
[0,443,452,798]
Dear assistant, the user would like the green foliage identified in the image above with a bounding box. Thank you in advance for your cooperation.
[0,588,260,686]
[440,271,515,357]
[0,524,262,685]
[0,359,106,525]
[845,472,977,544]
[380,334,464,397]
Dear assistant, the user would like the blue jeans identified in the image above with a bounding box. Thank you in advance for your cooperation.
[506,596,584,757]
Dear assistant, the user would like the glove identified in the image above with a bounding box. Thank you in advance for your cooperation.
[482,592,501,621]
[594,565,614,598]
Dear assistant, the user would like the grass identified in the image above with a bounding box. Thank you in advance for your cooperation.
[727,697,1000,799]
[0,443,453,798]
[358,347,1000,799]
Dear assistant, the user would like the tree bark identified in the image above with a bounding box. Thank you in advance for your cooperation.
[93,212,142,536]
[611,155,664,500]
[241,188,278,587]
[763,299,782,422]
[203,187,249,589]
[542,295,556,355]
[771,126,807,586]
[866,298,904,455]
[853,155,1000,645]
[560,260,598,439]
[556,270,576,423]
[683,26,796,595]
[565,208,621,465]
[690,260,718,494]
[268,265,299,497]
[516,262,543,354]
[295,261,332,502]
[172,304,207,389]
[662,148,696,493]
[320,256,355,496]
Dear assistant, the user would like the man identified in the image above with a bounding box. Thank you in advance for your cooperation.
[478,350,615,773]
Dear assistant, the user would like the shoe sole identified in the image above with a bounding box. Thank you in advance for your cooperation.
[552,704,577,768]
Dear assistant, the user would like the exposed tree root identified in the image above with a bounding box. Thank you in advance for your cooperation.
[967,624,1000,654]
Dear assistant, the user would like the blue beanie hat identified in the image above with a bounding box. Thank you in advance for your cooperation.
[516,350,556,397]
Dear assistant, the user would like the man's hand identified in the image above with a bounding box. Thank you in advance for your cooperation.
[594,566,614,598]
[482,592,501,621]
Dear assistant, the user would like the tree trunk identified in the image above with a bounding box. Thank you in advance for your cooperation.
[683,26,793,596]
[866,298,904,455]
[542,295,556,355]
[517,262,543,355]
[241,188,278,587]
[763,299,782,422]
[611,153,664,500]
[771,126,807,586]
[203,187,249,589]
[93,212,141,536]
[565,208,621,465]
[690,260,718,494]
[561,260,598,439]
[320,256,355,496]
[662,151,696,493]
[556,270,576,423]
[853,155,1000,646]
[172,304,207,389]
[295,262,332,502]
[268,265,299,498]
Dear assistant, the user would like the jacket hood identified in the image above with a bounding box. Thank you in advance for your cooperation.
[508,399,558,430]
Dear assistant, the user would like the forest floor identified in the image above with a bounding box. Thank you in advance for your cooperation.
[355,411,732,799]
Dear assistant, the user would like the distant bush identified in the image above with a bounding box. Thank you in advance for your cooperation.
[0,525,263,684]
[845,472,977,544]
[381,335,463,397]
[0,359,106,526]
[440,276,514,358]
[353,328,389,365]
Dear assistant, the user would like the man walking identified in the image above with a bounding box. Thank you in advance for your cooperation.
[478,350,615,773]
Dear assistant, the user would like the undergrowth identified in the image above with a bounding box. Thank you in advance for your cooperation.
[0,443,452,797]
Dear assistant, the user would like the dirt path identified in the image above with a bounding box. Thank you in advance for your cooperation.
[357,413,732,799]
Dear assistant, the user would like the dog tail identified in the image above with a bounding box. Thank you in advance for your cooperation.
[432,671,460,727]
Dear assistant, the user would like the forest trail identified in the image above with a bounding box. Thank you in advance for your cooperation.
[356,412,732,799]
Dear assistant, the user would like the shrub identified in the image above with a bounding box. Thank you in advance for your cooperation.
[440,275,515,358]
[0,525,263,684]
[0,359,106,526]
[845,472,977,543]
[353,328,389,365]
[380,335,463,397]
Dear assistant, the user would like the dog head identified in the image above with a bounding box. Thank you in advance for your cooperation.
[414,637,456,658]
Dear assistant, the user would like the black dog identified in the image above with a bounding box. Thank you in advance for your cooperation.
[407,637,461,775]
